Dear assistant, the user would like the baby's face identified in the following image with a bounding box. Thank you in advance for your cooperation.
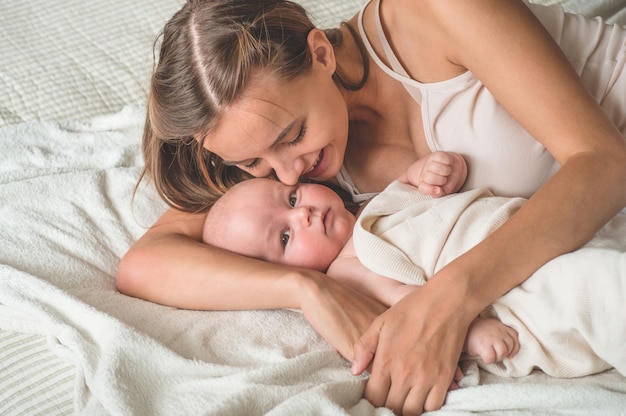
[209,178,355,272]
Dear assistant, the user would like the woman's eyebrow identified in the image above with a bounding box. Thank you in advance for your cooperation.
[270,120,297,147]
[222,121,296,165]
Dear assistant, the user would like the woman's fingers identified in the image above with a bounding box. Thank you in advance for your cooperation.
[365,360,393,409]
[356,282,471,415]
[299,274,386,362]
[351,316,382,375]
[423,383,449,413]
[454,365,465,382]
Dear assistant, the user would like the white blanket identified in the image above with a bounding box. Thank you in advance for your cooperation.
[1,0,626,414]
[2,107,626,415]
[354,182,626,378]
[0,106,380,415]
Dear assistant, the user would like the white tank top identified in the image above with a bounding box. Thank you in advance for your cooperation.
[337,0,626,202]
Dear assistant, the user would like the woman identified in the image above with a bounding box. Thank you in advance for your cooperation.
[117,0,626,414]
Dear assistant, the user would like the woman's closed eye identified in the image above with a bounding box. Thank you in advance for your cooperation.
[286,123,306,146]
[243,158,261,170]
[239,124,305,170]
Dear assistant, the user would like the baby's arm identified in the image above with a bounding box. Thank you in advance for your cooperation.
[463,317,520,364]
[327,238,415,308]
[329,241,519,364]
[397,151,468,197]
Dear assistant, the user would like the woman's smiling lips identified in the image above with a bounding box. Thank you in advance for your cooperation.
[304,148,326,179]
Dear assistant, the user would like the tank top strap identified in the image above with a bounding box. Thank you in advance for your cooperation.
[335,165,379,204]
[357,0,423,103]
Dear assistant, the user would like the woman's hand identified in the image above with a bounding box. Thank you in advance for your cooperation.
[351,275,473,415]
[297,271,387,362]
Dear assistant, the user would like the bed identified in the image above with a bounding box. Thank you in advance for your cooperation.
[0,0,624,415]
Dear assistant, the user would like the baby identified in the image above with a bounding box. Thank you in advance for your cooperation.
[203,152,520,366]
[203,152,626,378]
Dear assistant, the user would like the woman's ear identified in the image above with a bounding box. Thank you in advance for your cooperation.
[307,29,336,75]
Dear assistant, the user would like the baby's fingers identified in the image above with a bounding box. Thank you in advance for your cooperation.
[507,328,520,358]
[423,158,454,180]
[491,341,510,363]
[418,182,445,197]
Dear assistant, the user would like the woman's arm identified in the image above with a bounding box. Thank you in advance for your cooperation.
[117,207,387,360]
[353,0,626,414]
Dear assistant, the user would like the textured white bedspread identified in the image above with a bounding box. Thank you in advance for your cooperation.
[2,105,625,416]
[0,106,376,415]
[1,0,625,414]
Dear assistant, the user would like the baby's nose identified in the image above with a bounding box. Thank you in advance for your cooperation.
[292,206,312,226]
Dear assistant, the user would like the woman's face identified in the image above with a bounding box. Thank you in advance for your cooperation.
[203,65,349,186]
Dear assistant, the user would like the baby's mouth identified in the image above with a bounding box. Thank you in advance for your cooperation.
[322,209,330,232]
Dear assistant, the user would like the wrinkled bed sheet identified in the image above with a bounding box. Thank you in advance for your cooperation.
[0,0,625,415]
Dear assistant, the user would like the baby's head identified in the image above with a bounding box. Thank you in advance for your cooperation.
[203,178,356,272]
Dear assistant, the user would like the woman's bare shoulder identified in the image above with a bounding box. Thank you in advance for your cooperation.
[371,0,479,82]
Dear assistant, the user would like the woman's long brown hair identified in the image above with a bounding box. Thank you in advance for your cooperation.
[138,0,369,212]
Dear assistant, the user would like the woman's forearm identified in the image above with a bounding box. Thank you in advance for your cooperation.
[117,233,310,310]
[438,148,626,314]
[116,207,308,310]
[116,208,387,361]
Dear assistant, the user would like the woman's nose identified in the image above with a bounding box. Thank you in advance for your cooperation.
[272,156,306,186]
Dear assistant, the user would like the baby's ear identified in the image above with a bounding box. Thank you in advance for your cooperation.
[307,29,336,74]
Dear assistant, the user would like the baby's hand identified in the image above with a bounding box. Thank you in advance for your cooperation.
[463,317,519,364]
[399,151,468,197]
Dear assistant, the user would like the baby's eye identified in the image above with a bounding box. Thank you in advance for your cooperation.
[289,193,297,207]
[281,229,291,246]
